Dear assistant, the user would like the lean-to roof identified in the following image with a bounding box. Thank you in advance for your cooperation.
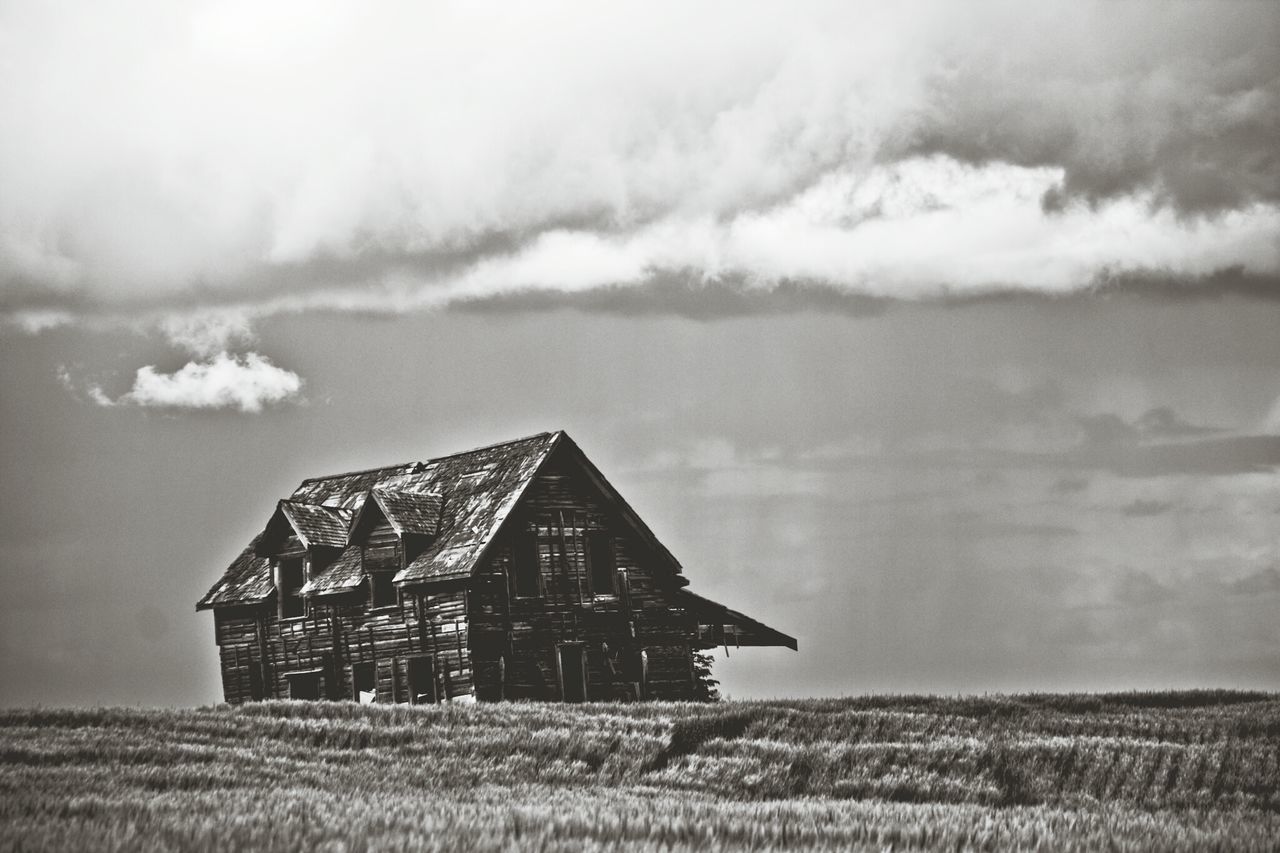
[677,589,799,650]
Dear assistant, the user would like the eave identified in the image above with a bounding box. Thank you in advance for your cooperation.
[678,589,798,651]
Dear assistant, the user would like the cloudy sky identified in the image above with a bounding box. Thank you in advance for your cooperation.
[2,1,1278,705]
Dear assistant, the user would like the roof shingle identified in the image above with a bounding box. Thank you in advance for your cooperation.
[371,488,442,537]
[299,545,365,597]
[280,501,352,549]
[196,534,273,609]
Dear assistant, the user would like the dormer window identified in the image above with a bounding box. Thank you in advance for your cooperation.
[363,516,401,611]
[370,570,397,609]
[277,557,306,619]
[346,487,442,612]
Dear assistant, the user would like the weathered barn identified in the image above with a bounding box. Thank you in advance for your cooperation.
[197,431,796,703]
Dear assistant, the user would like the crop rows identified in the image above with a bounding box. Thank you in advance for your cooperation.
[1,691,1277,851]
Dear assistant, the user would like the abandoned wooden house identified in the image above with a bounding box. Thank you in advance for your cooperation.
[197,431,796,704]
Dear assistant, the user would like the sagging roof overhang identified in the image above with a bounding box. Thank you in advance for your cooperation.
[678,589,798,651]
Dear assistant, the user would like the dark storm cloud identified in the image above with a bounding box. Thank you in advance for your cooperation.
[449,275,891,320]
[1091,268,1280,303]
[938,269,1280,308]
[3,1,1279,345]
[442,267,1280,322]
[894,6,1280,217]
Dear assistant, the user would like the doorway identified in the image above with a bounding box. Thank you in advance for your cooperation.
[406,656,438,704]
[557,644,586,703]
[351,662,376,703]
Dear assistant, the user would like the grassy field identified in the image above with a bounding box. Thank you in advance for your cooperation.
[2,692,1278,851]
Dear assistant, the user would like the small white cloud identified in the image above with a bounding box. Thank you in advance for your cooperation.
[86,383,116,407]
[90,351,303,413]
[58,364,116,406]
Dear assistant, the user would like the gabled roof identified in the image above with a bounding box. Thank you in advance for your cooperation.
[278,501,352,549]
[390,433,561,584]
[299,545,364,597]
[352,487,444,538]
[198,432,562,609]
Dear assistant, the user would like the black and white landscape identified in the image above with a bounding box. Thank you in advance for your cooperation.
[1,2,1278,849]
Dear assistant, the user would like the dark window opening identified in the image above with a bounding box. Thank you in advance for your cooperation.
[512,532,540,598]
[370,571,397,609]
[278,558,305,619]
[286,670,322,700]
[407,656,438,704]
[558,645,586,703]
[248,661,265,701]
[352,662,376,703]
[586,532,616,595]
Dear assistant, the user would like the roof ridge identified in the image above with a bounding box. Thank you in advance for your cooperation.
[280,498,353,512]
[296,432,559,486]
[419,430,560,466]
[298,461,422,485]
[373,485,442,496]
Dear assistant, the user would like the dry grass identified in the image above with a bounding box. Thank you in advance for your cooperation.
[1,691,1278,851]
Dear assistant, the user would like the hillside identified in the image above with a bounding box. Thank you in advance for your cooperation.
[2,692,1278,851]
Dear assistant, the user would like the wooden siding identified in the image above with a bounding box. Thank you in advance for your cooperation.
[467,446,700,702]
[212,588,474,705]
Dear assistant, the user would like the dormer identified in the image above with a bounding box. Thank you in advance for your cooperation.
[348,488,444,609]
[256,500,352,619]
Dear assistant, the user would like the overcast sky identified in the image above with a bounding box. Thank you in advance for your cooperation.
[2,1,1278,706]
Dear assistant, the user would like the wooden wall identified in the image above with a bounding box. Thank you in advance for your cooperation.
[213,584,474,704]
[468,447,700,702]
